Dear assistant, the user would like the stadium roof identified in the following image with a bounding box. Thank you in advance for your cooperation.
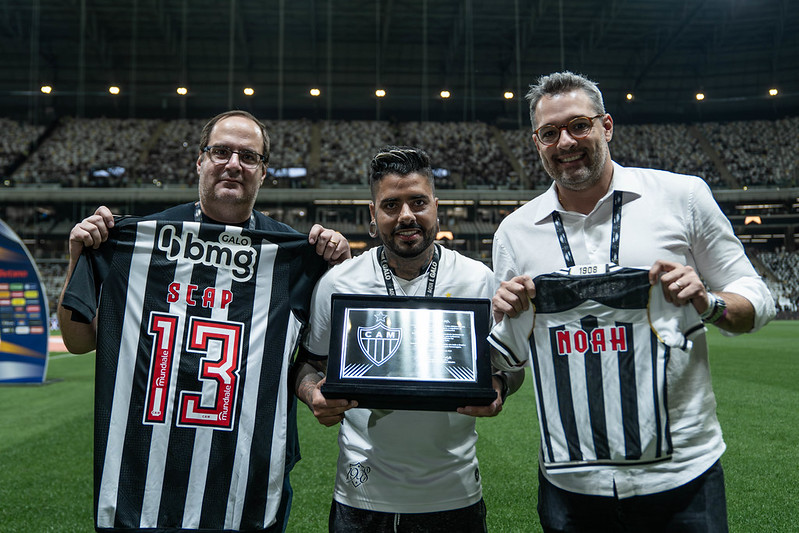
[2,0,798,125]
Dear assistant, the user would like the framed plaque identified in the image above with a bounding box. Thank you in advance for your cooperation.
[321,293,497,411]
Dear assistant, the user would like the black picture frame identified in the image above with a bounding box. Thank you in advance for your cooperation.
[321,293,497,411]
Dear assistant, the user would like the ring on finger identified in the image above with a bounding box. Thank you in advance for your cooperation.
[674,280,683,289]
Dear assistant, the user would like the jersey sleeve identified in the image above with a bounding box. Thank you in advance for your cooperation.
[61,247,110,324]
[273,233,328,324]
[61,220,136,324]
[488,304,534,371]
[301,269,339,358]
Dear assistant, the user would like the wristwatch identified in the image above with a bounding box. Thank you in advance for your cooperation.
[701,293,727,324]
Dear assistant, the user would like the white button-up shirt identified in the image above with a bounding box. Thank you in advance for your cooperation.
[491,161,775,497]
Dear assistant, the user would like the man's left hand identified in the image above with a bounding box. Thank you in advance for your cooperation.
[456,376,505,417]
[649,259,709,314]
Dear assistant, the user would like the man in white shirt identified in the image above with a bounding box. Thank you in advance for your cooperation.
[293,146,523,532]
[490,71,774,532]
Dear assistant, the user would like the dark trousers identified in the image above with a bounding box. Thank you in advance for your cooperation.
[329,499,487,533]
[538,460,729,533]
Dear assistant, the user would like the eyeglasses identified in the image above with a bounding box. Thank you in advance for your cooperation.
[533,114,605,146]
[202,145,265,168]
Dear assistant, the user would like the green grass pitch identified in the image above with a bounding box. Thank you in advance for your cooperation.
[1,321,796,532]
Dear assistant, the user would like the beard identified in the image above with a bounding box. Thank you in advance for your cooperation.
[201,181,247,202]
[198,172,257,209]
[541,141,608,192]
[382,222,436,260]
[196,168,261,224]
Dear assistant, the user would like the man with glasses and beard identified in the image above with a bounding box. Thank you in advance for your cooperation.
[489,71,774,532]
[292,146,523,532]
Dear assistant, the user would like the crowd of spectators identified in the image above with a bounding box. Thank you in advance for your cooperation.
[611,123,722,185]
[135,119,205,187]
[5,115,796,320]
[12,117,160,187]
[317,121,394,186]
[0,118,46,182]
[397,121,516,189]
[699,121,781,186]
[264,119,313,186]
[501,128,553,188]
[696,119,799,188]
[757,248,799,317]
[4,116,798,189]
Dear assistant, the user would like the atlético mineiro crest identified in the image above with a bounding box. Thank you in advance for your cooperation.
[357,312,402,367]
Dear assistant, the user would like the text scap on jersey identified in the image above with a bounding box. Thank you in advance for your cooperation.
[157,224,257,282]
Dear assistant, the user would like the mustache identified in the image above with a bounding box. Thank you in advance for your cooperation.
[392,223,423,234]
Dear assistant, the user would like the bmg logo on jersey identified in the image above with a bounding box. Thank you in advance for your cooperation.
[157,225,257,282]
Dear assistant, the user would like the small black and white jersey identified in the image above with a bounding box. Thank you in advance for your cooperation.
[490,265,704,472]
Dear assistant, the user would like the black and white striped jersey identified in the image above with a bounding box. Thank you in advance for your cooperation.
[490,265,704,472]
[63,216,326,532]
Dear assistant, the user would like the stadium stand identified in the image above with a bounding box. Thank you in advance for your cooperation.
[135,118,205,188]
[2,116,797,317]
[12,117,160,187]
[696,119,799,189]
[611,123,723,186]
[500,128,552,188]
[397,121,515,189]
[0,118,46,183]
[264,119,314,186]
[757,249,799,317]
[4,116,799,189]
[317,121,395,187]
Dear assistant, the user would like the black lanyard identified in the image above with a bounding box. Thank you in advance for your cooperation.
[194,202,255,230]
[378,244,440,297]
[551,190,624,267]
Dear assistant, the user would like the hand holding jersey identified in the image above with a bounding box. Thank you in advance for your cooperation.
[649,259,756,333]
[58,207,349,355]
[493,260,755,333]
[68,205,115,254]
[58,205,117,354]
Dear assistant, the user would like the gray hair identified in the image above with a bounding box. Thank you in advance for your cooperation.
[525,71,606,130]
